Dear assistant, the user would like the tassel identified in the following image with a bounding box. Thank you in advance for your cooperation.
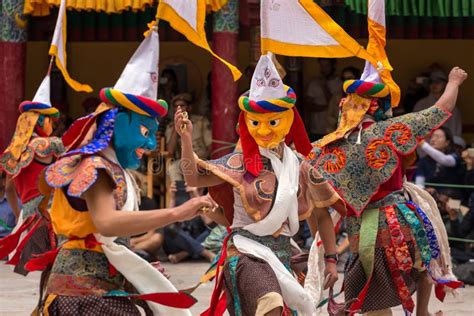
[135,292,197,309]
[201,292,227,316]
[435,280,463,302]
[0,214,37,262]
[24,248,60,272]
[7,215,43,265]
[200,228,231,316]
[109,263,118,277]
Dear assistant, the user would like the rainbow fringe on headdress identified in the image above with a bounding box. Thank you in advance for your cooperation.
[100,87,168,118]
[343,80,390,98]
[19,101,60,118]
[238,85,296,113]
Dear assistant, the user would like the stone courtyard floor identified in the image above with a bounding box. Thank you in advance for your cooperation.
[1,261,472,315]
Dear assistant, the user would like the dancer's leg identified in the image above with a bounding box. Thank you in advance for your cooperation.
[416,271,433,316]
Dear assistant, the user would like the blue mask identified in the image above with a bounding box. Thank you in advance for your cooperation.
[113,110,158,169]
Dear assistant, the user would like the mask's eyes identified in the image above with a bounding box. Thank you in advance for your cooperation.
[256,78,265,87]
[140,125,150,138]
[268,78,280,88]
[269,119,280,127]
[248,119,259,127]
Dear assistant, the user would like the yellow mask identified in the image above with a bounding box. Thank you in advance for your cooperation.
[245,110,294,149]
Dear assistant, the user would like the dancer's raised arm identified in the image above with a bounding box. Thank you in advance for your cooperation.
[434,67,468,113]
[175,106,224,187]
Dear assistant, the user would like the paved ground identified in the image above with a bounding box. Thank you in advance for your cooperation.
[0,261,472,315]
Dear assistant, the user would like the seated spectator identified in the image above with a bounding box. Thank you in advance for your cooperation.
[0,171,16,239]
[462,148,474,203]
[166,93,212,185]
[163,182,216,263]
[416,126,465,200]
[414,70,462,136]
[446,204,474,263]
[450,148,474,283]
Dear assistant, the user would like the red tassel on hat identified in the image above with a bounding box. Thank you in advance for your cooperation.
[238,112,263,177]
[285,108,312,158]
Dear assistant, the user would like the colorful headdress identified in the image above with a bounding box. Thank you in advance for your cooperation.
[2,75,59,163]
[100,27,168,119]
[238,54,312,177]
[317,0,399,147]
[62,26,167,157]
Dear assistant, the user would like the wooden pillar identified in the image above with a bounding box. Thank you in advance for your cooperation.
[247,0,260,67]
[211,0,239,159]
[0,0,27,151]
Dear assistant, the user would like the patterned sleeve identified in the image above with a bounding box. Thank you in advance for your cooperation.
[370,106,451,156]
[381,106,450,140]
[300,161,345,215]
[45,155,125,198]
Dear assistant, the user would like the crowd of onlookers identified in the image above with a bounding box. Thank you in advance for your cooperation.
[1,61,473,283]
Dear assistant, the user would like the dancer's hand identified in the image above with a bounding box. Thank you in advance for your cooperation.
[448,67,468,86]
[175,195,217,222]
[323,261,338,289]
[175,106,193,139]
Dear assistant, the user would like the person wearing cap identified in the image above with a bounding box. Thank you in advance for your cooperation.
[176,54,345,316]
[0,74,64,276]
[414,70,463,137]
[313,67,468,316]
[35,28,213,315]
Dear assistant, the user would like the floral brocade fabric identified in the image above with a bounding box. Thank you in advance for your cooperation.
[45,154,127,210]
[311,106,450,215]
[1,136,64,176]
[47,248,126,296]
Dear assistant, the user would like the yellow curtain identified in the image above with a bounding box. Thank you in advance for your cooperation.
[24,0,156,16]
[25,0,229,16]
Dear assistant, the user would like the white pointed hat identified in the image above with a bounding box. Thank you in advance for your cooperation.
[19,74,59,116]
[249,54,286,102]
[99,28,168,118]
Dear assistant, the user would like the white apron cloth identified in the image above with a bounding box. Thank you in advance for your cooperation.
[236,144,316,314]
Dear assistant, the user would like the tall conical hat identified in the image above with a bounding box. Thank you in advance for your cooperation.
[100,28,168,118]
[19,74,59,117]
